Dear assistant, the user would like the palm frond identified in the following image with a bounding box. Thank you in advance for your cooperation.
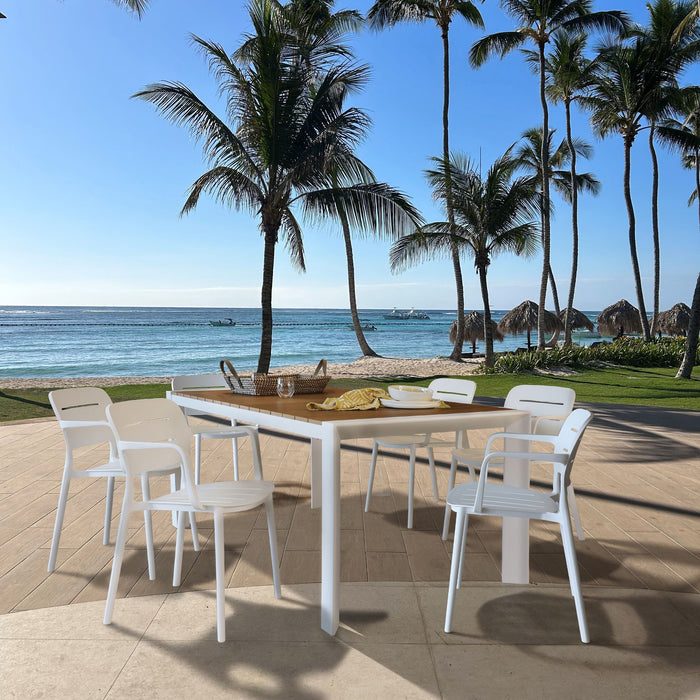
[469,31,527,67]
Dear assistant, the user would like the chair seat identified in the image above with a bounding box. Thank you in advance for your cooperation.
[191,424,253,439]
[447,482,558,517]
[75,460,123,478]
[150,480,275,512]
[375,434,432,448]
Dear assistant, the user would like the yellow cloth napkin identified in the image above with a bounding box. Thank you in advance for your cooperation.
[306,387,391,411]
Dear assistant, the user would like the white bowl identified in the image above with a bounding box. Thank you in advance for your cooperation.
[387,385,434,402]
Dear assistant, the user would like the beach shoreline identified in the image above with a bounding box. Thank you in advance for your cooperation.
[0,355,483,389]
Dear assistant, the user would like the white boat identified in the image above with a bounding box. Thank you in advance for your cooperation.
[210,318,235,326]
[383,307,430,320]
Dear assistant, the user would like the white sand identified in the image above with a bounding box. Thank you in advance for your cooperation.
[0,355,482,389]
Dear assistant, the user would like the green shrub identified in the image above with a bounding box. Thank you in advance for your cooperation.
[482,337,696,374]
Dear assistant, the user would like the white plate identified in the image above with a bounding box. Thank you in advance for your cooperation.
[380,398,443,409]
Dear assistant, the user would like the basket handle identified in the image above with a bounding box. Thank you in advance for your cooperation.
[313,359,327,377]
[220,359,244,389]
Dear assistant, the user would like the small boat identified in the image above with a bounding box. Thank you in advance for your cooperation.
[210,318,236,326]
[383,308,430,320]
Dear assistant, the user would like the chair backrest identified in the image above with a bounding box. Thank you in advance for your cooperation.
[49,387,115,450]
[429,378,477,405]
[171,374,228,391]
[504,385,575,435]
[551,408,593,487]
[107,398,199,502]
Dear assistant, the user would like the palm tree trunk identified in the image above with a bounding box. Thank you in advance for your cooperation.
[623,135,651,341]
[649,125,660,336]
[257,229,277,374]
[676,272,700,378]
[441,24,465,361]
[695,149,700,233]
[546,263,561,346]
[564,99,579,347]
[537,41,551,350]
[478,265,494,368]
[341,208,378,357]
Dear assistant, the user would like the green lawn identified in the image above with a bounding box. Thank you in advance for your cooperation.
[2,366,697,423]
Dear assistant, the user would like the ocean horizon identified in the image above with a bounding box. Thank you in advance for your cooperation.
[0,305,605,378]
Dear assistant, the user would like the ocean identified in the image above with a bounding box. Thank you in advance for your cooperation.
[0,306,602,378]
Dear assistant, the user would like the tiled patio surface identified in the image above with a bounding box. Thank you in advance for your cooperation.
[1,400,699,698]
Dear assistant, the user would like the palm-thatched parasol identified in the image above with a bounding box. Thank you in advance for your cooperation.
[497,300,562,350]
[449,311,504,353]
[558,307,594,332]
[596,299,642,337]
[653,302,692,336]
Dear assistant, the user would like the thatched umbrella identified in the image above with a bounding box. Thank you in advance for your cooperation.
[596,299,642,337]
[653,302,691,336]
[558,307,594,332]
[497,300,562,350]
[449,311,504,353]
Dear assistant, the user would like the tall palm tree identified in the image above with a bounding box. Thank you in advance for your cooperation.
[633,0,700,333]
[277,0,400,358]
[545,31,598,345]
[136,0,418,373]
[470,0,627,349]
[584,39,673,341]
[368,0,484,360]
[514,126,599,344]
[676,272,700,378]
[390,151,540,367]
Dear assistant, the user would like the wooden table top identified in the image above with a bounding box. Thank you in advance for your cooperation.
[172,387,510,425]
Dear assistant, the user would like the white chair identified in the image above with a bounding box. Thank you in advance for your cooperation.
[171,374,261,483]
[103,398,281,643]
[365,378,477,528]
[444,408,593,643]
[47,388,194,575]
[442,384,584,540]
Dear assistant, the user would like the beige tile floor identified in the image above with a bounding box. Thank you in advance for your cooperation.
[1,401,699,698]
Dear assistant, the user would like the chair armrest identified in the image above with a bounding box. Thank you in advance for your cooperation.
[484,431,557,453]
[60,419,110,429]
[532,413,568,433]
[483,450,568,467]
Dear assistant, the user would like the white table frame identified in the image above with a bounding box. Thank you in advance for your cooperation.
[169,389,530,635]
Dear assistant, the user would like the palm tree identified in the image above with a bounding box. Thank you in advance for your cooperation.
[368,0,484,360]
[545,31,598,345]
[136,0,418,373]
[676,272,700,378]
[470,0,627,349]
[584,39,672,341]
[633,0,700,333]
[390,151,540,367]
[514,126,600,344]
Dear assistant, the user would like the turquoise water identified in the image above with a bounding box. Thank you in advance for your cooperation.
[0,306,602,378]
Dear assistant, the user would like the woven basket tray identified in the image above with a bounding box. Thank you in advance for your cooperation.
[220,359,330,396]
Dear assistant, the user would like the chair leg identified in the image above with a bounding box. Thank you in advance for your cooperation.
[189,512,200,551]
[560,511,590,643]
[568,484,585,540]
[214,510,226,643]
[173,511,186,586]
[456,513,469,590]
[407,446,416,529]
[445,508,466,634]
[48,459,72,572]
[364,442,379,513]
[442,455,459,540]
[103,476,115,545]
[104,500,132,625]
[265,496,281,598]
[231,418,240,480]
[141,476,156,580]
[194,434,202,485]
[249,430,263,481]
[427,447,439,502]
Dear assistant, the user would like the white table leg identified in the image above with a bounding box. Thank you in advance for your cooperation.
[502,415,530,584]
[310,438,322,509]
[320,426,340,635]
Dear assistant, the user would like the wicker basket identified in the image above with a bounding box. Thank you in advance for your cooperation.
[220,359,330,396]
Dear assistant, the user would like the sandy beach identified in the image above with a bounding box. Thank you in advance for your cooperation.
[0,355,483,389]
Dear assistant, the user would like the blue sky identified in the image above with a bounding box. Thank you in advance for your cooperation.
[0,0,697,311]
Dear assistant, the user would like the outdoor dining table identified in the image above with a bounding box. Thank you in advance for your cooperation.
[168,386,531,635]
